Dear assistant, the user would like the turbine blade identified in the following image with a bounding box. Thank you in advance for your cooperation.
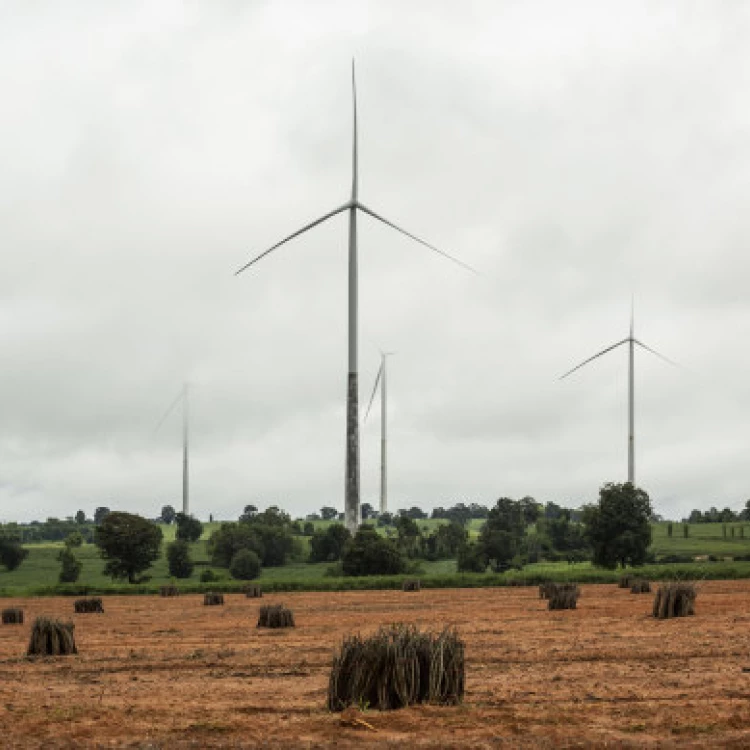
[364,363,383,422]
[234,202,351,276]
[634,339,681,368]
[559,338,629,380]
[154,389,184,435]
[351,59,358,201]
[357,202,479,274]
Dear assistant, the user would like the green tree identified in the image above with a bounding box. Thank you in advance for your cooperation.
[95,512,163,583]
[208,524,264,567]
[423,521,467,560]
[394,515,422,558]
[58,546,82,583]
[320,506,338,521]
[166,539,194,578]
[160,505,177,524]
[309,524,351,562]
[0,537,28,571]
[75,510,86,525]
[582,482,652,569]
[478,497,527,572]
[229,549,261,580]
[341,525,406,576]
[457,541,487,573]
[94,507,111,525]
[175,512,203,542]
[64,531,84,548]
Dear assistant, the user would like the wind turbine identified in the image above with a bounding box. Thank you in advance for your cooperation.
[234,62,476,534]
[559,303,677,486]
[155,383,190,516]
[365,351,396,516]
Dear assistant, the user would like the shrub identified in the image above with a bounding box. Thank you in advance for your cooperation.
[547,583,580,610]
[160,585,179,597]
[204,592,224,606]
[257,604,294,628]
[167,540,194,579]
[652,583,696,619]
[58,547,82,584]
[328,624,464,711]
[0,537,28,571]
[630,579,651,594]
[74,598,104,614]
[27,617,77,656]
[200,569,218,583]
[245,584,263,598]
[229,549,261,581]
[2,608,23,624]
[341,525,406,576]
[402,579,421,592]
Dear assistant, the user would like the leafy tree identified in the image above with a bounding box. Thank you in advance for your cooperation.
[360,502,375,520]
[303,521,315,536]
[160,505,177,525]
[377,512,394,527]
[478,498,527,571]
[208,524,264,567]
[166,539,194,578]
[75,510,86,525]
[58,546,82,583]
[582,483,652,569]
[239,504,258,522]
[94,507,111,525]
[0,537,28,571]
[399,506,427,520]
[309,524,351,562]
[424,522,467,560]
[175,513,203,542]
[341,525,406,576]
[95,512,163,583]
[394,515,422,557]
[237,506,294,567]
[457,542,487,573]
[64,531,84,548]
[229,549,261,580]
[320,506,338,521]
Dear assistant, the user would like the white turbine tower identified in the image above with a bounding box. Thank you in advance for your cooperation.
[560,304,677,486]
[155,383,190,516]
[365,351,395,516]
[235,62,475,534]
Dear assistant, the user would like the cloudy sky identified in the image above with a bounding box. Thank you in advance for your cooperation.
[1,1,749,523]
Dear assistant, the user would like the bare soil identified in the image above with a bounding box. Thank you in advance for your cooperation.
[1,581,750,748]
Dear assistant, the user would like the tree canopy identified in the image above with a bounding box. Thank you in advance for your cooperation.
[95,512,163,583]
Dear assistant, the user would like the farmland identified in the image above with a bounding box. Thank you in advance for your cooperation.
[1,582,750,747]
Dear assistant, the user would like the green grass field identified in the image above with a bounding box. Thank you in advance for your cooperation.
[2,520,749,597]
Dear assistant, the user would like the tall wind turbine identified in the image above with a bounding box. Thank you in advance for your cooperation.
[235,62,475,534]
[155,383,190,516]
[365,351,395,516]
[559,304,677,486]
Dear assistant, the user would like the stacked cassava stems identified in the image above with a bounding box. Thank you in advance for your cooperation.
[74,598,104,614]
[653,582,697,618]
[2,608,23,624]
[204,593,224,606]
[630,579,651,594]
[27,617,77,656]
[328,624,464,711]
[245,584,263,598]
[160,585,179,597]
[545,582,580,610]
[402,579,421,592]
[257,604,294,628]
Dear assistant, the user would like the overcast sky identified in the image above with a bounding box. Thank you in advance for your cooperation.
[1,1,749,523]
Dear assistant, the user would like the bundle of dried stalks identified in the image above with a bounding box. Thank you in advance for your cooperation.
[203,592,224,606]
[539,582,557,599]
[402,579,421,592]
[618,575,633,589]
[257,604,294,628]
[74,597,104,614]
[1,608,23,625]
[630,579,651,594]
[652,583,696,618]
[27,617,77,656]
[328,623,464,712]
[160,585,179,597]
[245,584,263,598]
[547,583,580,610]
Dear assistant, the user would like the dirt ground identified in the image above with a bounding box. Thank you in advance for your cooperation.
[1,581,749,748]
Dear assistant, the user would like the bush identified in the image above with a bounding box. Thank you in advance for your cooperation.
[257,604,294,628]
[653,583,696,618]
[58,547,82,584]
[341,525,406,576]
[204,592,224,606]
[230,549,261,581]
[2,608,23,624]
[328,624,465,711]
[28,617,77,656]
[167,540,194,579]
[200,569,218,583]
[0,537,28,571]
[74,598,104,613]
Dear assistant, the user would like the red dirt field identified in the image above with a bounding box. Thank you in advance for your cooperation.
[1,582,750,748]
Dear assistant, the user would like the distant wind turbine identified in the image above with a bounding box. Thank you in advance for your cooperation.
[235,61,476,534]
[155,383,190,516]
[559,303,677,486]
[365,351,396,516]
